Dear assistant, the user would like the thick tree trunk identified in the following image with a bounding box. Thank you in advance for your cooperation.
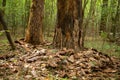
[53,0,83,50]
[25,0,44,45]
[53,0,74,49]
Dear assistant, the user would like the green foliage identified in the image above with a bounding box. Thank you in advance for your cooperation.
[1,0,57,36]
[43,0,57,35]
[100,31,108,39]
[60,78,68,80]
[5,0,28,27]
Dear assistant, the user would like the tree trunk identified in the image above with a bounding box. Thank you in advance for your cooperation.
[116,0,120,37]
[53,0,83,50]
[25,0,44,45]
[99,0,108,33]
[77,0,84,49]
[0,0,6,30]
[82,0,97,44]
[111,0,120,38]
[23,0,31,36]
[0,10,15,50]
[108,0,120,41]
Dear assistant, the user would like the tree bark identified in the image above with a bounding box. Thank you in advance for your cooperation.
[53,0,74,49]
[77,0,84,49]
[53,0,83,50]
[0,0,6,30]
[25,0,44,45]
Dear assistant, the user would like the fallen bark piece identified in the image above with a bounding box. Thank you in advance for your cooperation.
[27,56,41,63]
[103,68,117,73]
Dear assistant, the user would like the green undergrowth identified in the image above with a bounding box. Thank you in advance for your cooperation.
[0,36,10,54]
[85,40,120,58]
[0,39,8,45]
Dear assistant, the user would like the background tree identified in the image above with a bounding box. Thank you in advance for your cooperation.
[104,0,120,44]
[99,0,108,33]
[115,0,120,41]
[83,0,97,43]
[25,0,44,45]
[44,0,57,37]
[0,0,6,30]
[23,0,31,36]
[109,0,120,41]
[0,10,15,50]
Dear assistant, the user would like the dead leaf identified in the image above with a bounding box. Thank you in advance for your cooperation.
[67,55,75,63]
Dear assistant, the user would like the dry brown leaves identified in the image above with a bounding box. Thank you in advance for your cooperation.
[45,49,120,79]
[0,40,120,80]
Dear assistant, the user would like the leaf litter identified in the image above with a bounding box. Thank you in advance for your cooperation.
[0,40,120,80]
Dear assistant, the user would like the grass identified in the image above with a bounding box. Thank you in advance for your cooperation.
[0,35,11,54]
[85,39,120,58]
[0,39,8,45]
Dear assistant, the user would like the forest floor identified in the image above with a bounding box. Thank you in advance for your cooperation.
[0,38,120,80]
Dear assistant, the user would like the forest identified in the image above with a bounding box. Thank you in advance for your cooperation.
[0,0,120,80]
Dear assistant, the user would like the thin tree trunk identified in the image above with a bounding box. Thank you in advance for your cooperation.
[77,0,84,49]
[111,0,120,38]
[109,0,120,41]
[82,0,97,45]
[0,0,6,30]
[99,0,108,34]
[0,10,15,50]
[24,0,31,36]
